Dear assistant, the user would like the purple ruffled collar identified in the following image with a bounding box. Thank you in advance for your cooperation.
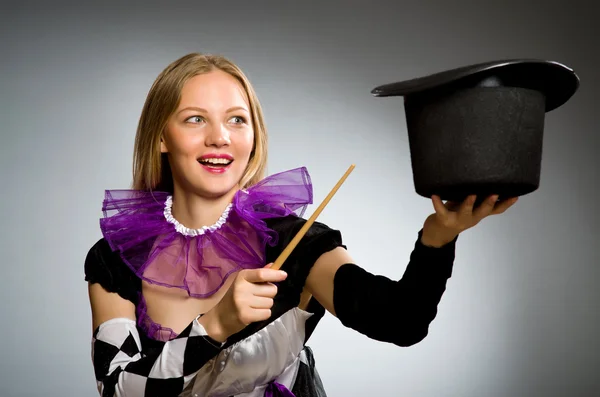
[100,166,313,300]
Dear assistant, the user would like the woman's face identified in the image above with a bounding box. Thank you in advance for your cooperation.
[161,69,255,198]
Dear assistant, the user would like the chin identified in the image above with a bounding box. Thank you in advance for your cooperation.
[197,186,238,199]
[191,175,242,199]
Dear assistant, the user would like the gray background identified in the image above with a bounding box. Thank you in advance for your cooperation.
[2,1,598,396]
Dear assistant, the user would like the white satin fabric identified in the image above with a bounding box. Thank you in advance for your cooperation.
[181,307,313,397]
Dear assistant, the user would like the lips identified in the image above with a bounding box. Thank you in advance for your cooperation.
[197,153,233,173]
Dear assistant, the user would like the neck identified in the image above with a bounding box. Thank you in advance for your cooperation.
[170,185,239,230]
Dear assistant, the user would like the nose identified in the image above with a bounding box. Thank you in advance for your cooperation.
[205,122,231,147]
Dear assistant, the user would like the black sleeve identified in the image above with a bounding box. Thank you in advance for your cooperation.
[84,238,141,305]
[332,229,457,347]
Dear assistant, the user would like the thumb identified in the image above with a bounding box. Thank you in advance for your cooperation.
[264,262,274,268]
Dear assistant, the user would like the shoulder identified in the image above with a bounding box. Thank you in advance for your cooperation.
[263,215,346,298]
[263,215,345,266]
[84,238,141,305]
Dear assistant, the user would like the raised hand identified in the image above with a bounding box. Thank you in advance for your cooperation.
[421,194,519,247]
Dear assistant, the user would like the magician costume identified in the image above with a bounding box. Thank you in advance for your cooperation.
[84,166,457,397]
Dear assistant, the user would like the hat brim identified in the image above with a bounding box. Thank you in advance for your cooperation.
[371,59,580,112]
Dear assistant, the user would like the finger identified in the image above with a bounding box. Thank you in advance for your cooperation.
[458,195,477,216]
[491,197,519,215]
[249,296,274,310]
[244,268,288,284]
[431,195,448,217]
[264,262,273,268]
[251,282,279,298]
[473,195,498,219]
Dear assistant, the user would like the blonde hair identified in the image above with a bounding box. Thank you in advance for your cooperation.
[132,53,268,192]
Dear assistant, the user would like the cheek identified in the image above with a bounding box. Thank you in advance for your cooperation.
[240,130,255,157]
[165,129,202,156]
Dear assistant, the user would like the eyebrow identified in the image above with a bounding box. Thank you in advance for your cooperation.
[177,106,249,114]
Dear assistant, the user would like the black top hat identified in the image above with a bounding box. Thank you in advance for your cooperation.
[372,59,580,203]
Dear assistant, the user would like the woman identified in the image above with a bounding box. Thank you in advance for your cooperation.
[84,53,517,397]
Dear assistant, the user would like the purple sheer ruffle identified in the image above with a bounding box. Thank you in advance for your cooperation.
[100,166,313,299]
[265,381,296,397]
[135,292,178,341]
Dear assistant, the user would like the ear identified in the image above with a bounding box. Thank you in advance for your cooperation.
[160,137,168,153]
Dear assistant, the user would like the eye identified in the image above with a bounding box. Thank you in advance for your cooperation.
[185,115,205,124]
[230,116,247,125]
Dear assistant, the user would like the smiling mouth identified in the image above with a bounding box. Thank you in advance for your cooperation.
[197,158,233,168]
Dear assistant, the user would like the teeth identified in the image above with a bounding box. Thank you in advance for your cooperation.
[199,158,232,165]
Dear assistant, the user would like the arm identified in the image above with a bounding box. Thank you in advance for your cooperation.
[304,194,518,347]
[305,229,457,347]
[85,240,225,397]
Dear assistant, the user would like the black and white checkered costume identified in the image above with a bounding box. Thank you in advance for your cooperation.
[85,215,457,396]
[91,316,222,396]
